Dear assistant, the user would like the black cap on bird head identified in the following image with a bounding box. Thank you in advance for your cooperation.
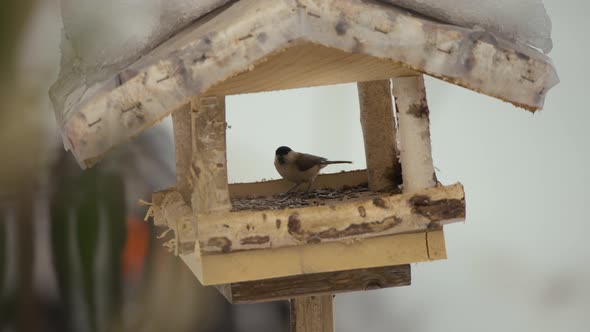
[275,146,292,156]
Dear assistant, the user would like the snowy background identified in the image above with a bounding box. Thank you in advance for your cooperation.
[4,0,589,331]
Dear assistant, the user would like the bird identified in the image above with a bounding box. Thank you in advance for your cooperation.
[274,146,352,193]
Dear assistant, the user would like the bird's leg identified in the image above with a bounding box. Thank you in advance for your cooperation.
[305,181,314,193]
[287,183,302,194]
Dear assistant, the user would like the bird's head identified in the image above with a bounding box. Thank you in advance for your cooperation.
[275,146,292,156]
[275,146,292,165]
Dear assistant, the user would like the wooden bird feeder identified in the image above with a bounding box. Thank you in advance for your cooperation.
[51,0,558,330]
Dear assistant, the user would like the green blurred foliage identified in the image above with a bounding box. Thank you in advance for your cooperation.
[50,153,126,332]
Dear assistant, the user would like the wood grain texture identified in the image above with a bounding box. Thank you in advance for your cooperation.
[170,104,198,254]
[151,189,195,255]
[152,182,462,256]
[197,183,464,254]
[204,43,416,96]
[393,75,437,193]
[172,105,193,203]
[290,295,334,332]
[358,80,403,191]
[190,96,231,215]
[180,229,445,285]
[216,264,410,304]
[151,189,171,227]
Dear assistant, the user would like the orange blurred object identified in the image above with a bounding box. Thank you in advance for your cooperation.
[121,216,150,279]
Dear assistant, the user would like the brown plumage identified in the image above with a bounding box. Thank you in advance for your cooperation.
[274,146,351,193]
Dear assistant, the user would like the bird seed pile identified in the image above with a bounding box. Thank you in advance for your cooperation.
[231,184,401,211]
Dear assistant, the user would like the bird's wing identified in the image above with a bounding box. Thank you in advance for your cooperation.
[295,153,327,171]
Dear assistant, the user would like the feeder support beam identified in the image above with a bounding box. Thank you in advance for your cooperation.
[172,105,193,202]
[392,75,437,193]
[290,295,335,332]
[170,105,197,254]
[190,96,232,215]
[358,79,403,191]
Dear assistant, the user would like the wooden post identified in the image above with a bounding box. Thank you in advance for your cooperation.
[283,78,340,326]
[392,75,436,193]
[290,295,335,332]
[286,80,403,332]
[172,104,193,203]
[190,95,231,214]
[168,96,231,254]
[358,80,402,191]
[171,105,197,254]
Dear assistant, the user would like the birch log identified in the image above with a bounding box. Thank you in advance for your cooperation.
[150,183,463,255]
[159,190,195,255]
[157,105,197,255]
[392,76,436,193]
[290,296,334,332]
[358,79,403,191]
[198,183,464,254]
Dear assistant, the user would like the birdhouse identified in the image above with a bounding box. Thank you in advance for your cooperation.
[50,0,558,330]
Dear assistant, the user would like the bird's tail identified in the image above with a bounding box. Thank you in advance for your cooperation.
[320,160,352,165]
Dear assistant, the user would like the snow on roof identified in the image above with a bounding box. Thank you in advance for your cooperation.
[50,0,558,168]
[381,0,552,53]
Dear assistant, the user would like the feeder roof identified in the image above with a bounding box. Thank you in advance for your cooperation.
[50,0,559,168]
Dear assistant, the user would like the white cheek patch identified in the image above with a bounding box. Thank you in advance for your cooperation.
[285,152,297,163]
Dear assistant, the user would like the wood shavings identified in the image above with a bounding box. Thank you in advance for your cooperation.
[162,238,177,254]
[157,227,173,239]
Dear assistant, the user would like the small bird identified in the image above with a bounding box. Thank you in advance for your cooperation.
[274,146,352,193]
